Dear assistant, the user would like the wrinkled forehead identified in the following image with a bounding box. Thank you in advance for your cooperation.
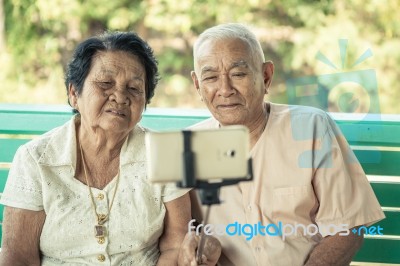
[194,37,260,72]
[90,51,145,77]
[195,37,252,58]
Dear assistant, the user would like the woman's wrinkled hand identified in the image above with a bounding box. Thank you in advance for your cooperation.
[178,232,221,266]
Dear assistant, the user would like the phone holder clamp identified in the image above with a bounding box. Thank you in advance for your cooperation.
[177,130,253,205]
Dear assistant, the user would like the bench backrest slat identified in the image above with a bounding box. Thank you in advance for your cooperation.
[0,104,399,264]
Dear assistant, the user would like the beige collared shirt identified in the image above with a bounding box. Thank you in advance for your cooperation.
[191,103,385,266]
[0,116,187,265]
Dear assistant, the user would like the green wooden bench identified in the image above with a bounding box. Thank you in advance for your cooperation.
[0,103,399,264]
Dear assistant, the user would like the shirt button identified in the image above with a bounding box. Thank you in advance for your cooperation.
[97,193,104,200]
[255,246,261,252]
[247,205,252,211]
[97,254,106,262]
[97,237,105,244]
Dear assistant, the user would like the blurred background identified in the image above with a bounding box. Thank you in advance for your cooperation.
[0,0,399,113]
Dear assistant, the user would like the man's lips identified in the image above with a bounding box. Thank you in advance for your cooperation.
[217,103,241,109]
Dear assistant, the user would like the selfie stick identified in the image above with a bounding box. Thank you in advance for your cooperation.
[177,130,253,263]
[178,130,253,201]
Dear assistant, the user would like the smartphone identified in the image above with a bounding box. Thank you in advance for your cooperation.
[145,126,250,183]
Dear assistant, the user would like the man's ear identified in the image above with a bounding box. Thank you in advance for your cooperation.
[191,71,201,97]
[262,61,274,94]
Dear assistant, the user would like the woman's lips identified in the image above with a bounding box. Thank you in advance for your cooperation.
[106,109,126,117]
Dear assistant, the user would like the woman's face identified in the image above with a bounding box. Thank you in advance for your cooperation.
[70,50,147,136]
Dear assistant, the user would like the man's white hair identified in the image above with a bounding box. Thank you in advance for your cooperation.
[193,23,265,65]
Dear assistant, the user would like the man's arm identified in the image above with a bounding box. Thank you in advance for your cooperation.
[178,232,221,266]
[0,207,46,265]
[304,226,364,266]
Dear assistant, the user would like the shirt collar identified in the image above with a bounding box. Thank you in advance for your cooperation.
[38,116,147,168]
[37,116,78,168]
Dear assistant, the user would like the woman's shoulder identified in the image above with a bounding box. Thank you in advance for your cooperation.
[20,118,75,160]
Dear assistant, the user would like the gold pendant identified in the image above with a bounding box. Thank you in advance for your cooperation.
[97,214,107,225]
[95,224,106,238]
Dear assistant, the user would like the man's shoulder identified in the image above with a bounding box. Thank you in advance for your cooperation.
[271,103,331,125]
[270,103,337,140]
[271,103,328,118]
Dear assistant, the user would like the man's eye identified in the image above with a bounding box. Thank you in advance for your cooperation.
[203,76,217,81]
[232,72,246,78]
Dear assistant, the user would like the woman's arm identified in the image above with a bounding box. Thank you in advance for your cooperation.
[157,193,191,266]
[0,207,46,265]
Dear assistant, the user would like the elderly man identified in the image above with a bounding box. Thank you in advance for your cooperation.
[178,23,385,266]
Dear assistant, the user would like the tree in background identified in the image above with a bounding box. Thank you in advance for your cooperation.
[0,0,5,51]
[0,0,399,114]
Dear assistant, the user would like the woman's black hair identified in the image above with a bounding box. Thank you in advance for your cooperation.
[65,31,159,112]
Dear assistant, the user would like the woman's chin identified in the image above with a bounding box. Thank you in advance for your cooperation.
[100,121,131,135]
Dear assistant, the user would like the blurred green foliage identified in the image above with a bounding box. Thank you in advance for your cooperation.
[0,0,399,113]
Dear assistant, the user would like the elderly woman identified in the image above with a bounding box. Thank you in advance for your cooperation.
[0,32,191,265]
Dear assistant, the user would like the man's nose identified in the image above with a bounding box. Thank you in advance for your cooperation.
[217,74,235,97]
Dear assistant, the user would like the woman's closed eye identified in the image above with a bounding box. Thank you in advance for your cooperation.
[96,81,114,89]
[128,87,144,95]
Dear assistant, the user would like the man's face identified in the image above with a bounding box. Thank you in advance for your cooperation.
[192,38,273,127]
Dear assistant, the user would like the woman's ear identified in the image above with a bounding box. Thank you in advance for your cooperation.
[68,84,79,110]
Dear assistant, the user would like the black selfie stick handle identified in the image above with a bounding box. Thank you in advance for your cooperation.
[180,130,196,187]
[198,187,221,205]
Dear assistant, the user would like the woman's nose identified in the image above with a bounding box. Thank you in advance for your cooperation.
[110,87,129,105]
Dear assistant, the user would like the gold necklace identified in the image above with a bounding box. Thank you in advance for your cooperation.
[79,143,120,244]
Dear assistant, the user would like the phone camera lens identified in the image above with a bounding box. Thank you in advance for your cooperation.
[226,150,235,157]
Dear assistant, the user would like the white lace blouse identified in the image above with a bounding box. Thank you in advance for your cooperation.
[0,116,187,265]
